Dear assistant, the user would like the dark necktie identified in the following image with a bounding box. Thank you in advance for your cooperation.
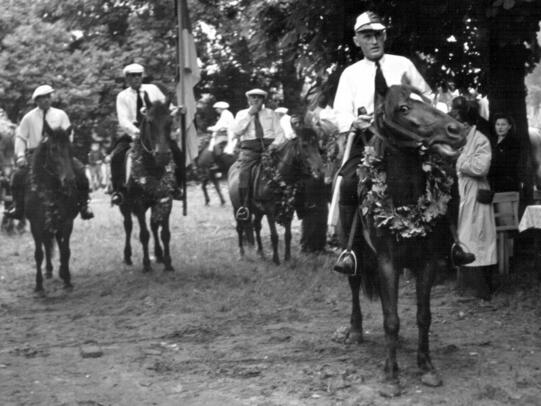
[136,90,144,125]
[42,108,49,135]
[374,60,388,108]
[253,112,264,139]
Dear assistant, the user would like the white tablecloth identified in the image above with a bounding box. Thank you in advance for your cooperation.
[518,205,541,232]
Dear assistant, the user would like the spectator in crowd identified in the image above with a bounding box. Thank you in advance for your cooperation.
[489,113,520,192]
[88,141,106,191]
[451,96,497,300]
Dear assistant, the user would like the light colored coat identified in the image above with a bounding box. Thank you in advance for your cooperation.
[456,126,497,267]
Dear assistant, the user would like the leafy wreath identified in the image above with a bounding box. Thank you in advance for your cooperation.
[358,146,454,240]
[260,150,300,226]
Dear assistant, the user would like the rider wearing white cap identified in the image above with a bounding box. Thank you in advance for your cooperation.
[207,101,234,152]
[6,84,94,220]
[332,11,472,274]
[231,88,284,220]
[110,63,184,205]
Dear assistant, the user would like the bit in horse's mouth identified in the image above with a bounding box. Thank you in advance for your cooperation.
[432,143,461,157]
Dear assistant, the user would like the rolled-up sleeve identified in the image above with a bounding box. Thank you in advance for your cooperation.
[458,133,492,177]
[333,71,356,133]
[233,110,253,137]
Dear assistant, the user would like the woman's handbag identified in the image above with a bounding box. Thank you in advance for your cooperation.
[476,188,495,204]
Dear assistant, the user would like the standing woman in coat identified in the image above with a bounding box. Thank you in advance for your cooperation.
[450,97,497,300]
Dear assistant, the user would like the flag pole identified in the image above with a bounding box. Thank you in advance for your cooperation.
[175,0,188,216]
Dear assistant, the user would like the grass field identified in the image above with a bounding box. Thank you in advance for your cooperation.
[1,183,541,405]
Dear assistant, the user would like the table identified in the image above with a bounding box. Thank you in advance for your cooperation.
[518,205,541,277]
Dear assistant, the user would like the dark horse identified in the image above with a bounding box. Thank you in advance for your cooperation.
[228,128,323,264]
[25,124,79,292]
[340,85,466,395]
[118,99,177,272]
[195,134,236,206]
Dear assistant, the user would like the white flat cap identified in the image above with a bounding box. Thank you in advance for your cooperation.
[32,85,54,100]
[275,107,288,114]
[123,63,145,76]
[245,88,268,97]
[213,101,230,109]
[354,11,386,32]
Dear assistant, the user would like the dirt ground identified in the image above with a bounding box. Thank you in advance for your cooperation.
[1,185,541,406]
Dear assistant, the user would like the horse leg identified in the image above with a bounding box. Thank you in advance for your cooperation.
[202,179,210,206]
[253,213,264,258]
[266,216,280,265]
[150,220,163,263]
[347,275,364,343]
[33,236,45,293]
[378,255,401,393]
[284,220,292,261]
[45,236,53,279]
[212,175,226,205]
[57,224,73,289]
[416,260,442,387]
[235,219,246,257]
[136,211,152,272]
[122,207,133,265]
[161,219,174,272]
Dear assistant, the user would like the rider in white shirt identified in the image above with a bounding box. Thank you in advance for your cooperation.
[6,85,94,220]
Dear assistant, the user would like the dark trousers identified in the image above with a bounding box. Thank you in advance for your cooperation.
[237,139,273,205]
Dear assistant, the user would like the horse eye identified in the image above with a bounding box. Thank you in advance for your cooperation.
[399,105,410,114]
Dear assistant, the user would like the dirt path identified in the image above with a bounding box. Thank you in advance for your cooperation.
[1,187,541,405]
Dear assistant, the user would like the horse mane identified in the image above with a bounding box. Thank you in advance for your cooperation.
[31,127,73,185]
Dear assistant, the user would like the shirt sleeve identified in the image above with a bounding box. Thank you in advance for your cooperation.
[232,110,253,137]
[14,117,29,158]
[405,60,432,99]
[116,92,139,139]
[271,111,286,145]
[458,132,492,177]
[333,69,356,133]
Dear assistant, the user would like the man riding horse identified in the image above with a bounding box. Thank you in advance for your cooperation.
[232,88,285,221]
[110,63,183,205]
[5,85,94,221]
[332,11,474,274]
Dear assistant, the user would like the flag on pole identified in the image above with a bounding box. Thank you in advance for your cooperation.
[175,0,200,167]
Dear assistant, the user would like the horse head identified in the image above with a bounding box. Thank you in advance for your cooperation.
[36,123,76,189]
[273,117,323,183]
[375,85,466,158]
[139,98,173,167]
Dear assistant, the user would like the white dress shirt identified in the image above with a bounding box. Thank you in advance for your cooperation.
[333,54,432,133]
[233,107,285,143]
[116,83,166,139]
[15,107,71,158]
[208,109,235,134]
[279,114,296,140]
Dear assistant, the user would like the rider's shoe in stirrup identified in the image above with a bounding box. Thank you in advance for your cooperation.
[111,192,124,206]
[333,250,357,275]
[79,204,94,220]
[172,187,183,201]
[4,206,24,221]
[236,206,250,221]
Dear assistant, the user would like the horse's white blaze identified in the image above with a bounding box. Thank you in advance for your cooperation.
[408,93,425,103]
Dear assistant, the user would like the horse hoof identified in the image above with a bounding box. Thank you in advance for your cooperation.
[63,282,73,290]
[143,266,153,273]
[345,330,363,344]
[33,288,45,297]
[124,258,133,266]
[379,382,401,398]
[421,371,442,387]
[156,256,164,264]
[273,258,280,265]
[163,265,175,272]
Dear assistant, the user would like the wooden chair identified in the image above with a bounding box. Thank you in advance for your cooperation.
[492,192,520,274]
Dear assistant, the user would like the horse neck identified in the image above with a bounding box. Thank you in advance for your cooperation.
[271,142,300,183]
[384,148,425,206]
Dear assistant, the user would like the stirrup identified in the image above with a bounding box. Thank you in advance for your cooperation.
[236,206,250,221]
[333,249,358,276]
